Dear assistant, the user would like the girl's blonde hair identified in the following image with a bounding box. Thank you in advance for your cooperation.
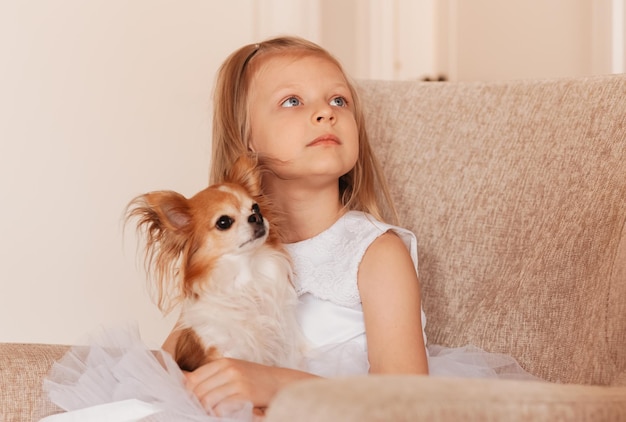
[210,36,398,224]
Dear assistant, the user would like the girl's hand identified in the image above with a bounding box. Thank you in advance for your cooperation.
[184,358,316,416]
[184,358,273,415]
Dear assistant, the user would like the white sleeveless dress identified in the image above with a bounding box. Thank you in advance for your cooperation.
[289,210,537,380]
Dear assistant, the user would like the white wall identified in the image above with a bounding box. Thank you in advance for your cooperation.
[0,0,369,347]
[1,0,619,346]
[440,0,621,81]
[0,0,256,346]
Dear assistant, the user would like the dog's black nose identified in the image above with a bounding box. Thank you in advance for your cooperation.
[248,203,264,225]
[248,203,266,239]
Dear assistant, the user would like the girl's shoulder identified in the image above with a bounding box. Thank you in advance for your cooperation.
[343,211,418,271]
[285,211,418,307]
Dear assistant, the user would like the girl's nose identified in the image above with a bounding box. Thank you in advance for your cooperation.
[314,104,335,124]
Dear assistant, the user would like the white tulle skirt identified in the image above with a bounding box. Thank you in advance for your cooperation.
[42,326,254,422]
[42,326,539,421]
[303,340,539,380]
[427,344,540,380]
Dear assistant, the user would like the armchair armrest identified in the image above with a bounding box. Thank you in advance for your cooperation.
[0,343,68,421]
[265,375,626,422]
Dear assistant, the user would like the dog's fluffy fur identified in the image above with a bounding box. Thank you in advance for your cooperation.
[127,156,303,372]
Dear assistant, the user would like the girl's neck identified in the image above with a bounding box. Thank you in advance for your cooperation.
[265,179,346,243]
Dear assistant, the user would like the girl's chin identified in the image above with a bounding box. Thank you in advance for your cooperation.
[284,165,353,180]
[261,155,357,183]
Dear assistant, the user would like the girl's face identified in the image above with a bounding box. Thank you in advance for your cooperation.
[247,54,359,185]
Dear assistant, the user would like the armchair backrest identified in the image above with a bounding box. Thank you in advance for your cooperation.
[358,75,626,385]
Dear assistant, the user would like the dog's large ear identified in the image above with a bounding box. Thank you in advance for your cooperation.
[225,154,262,196]
[128,191,192,234]
[146,191,192,232]
[126,191,192,313]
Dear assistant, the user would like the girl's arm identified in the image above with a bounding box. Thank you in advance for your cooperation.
[162,318,317,415]
[358,231,429,374]
[183,358,317,414]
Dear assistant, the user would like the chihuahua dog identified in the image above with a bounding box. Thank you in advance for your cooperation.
[127,156,303,372]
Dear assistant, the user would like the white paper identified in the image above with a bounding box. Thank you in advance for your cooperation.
[39,399,162,422]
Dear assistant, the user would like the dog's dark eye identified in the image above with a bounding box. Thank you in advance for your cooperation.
[216,215,233,230]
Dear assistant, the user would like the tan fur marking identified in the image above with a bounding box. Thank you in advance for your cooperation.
[175,328,221,372]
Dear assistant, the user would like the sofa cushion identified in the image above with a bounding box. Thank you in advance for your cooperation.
[357,75,626,385]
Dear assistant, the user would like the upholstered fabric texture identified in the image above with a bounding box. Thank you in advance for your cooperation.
[357,75,626,386]
[266,375,626,422]
[0,343,67,421]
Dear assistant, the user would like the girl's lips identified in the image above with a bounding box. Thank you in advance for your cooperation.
[307,134,341,146]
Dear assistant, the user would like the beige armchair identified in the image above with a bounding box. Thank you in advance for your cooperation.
[2,74,625,421]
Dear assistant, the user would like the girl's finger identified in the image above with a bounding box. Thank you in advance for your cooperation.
[184,359,227,391]
[213,397,254,417]
[197,381,241,413]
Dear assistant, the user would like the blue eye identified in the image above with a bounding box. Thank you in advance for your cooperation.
[281,97,301,107]
[330,96,347,107]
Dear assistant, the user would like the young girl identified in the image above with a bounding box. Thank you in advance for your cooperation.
[43,36,535,421]
[162,35,429,415]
